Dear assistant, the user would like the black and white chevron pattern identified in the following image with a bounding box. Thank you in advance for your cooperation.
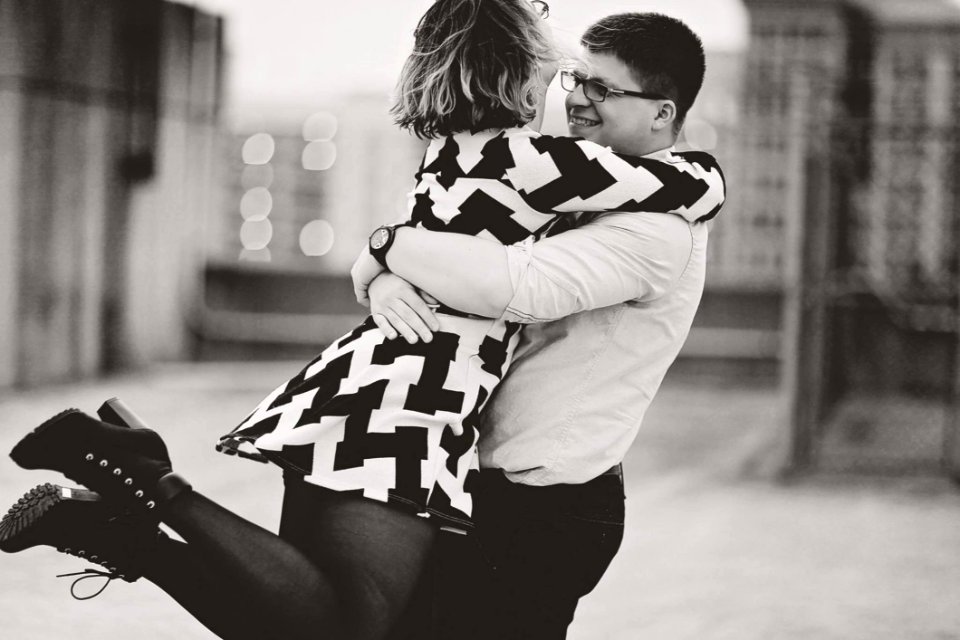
[218,127,724,529]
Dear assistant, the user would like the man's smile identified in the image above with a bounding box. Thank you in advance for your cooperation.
[568,110,601,129]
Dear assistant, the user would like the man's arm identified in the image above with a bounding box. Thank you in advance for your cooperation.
[382,227,513,317]
[381,210,694,322]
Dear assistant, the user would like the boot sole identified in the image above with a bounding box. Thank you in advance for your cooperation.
[0,483,101,553]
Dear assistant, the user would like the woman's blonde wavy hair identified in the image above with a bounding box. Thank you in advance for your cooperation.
[392,0,557,139]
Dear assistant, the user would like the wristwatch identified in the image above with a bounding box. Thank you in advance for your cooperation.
[369,224,401,267]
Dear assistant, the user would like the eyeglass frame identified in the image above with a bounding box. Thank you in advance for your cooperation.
[530,0,549,19]
[560,70,668,103]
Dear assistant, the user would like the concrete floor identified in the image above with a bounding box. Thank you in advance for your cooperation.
[0,362,958,639]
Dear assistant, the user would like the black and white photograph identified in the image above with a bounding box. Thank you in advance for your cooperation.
[0,0,959,638]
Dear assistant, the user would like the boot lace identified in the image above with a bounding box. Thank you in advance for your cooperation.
[55,567,120,600]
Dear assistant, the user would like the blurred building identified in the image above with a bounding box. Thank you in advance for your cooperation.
[214,94,425,271]
[724,0,861,289]
[199,93,425,354]
[851,0,960,319]
[734,0,960,297]
[0,0,224,387]
[736,0,960,474]
[217,129,335,267]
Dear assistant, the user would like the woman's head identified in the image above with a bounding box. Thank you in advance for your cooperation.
[392,0,557,138]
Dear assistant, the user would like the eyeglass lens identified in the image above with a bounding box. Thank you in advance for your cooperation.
[562,72,607,101]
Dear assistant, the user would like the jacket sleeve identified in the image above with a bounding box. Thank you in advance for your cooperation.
[502,131,726,223]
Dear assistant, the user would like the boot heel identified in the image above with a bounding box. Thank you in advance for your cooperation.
[97,398,149,429]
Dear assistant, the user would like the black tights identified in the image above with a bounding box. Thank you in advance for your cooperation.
[142,475,435,640]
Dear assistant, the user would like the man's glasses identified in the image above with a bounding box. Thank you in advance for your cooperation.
[530,0,549,19]
[560,70,667,103]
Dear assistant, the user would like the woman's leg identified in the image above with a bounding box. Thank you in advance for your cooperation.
[145,536,274,640]
[10,409,435,639]
[146,481,434,640]
[154,489,350,639]
[0,483,309,639]
[276,476,437,640]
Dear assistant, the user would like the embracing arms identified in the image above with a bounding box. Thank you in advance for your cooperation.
[372,210,696,318]
[351,145,725,341]
[353,210,700,342]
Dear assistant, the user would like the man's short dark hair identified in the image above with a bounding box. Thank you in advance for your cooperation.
[582,13,705,132]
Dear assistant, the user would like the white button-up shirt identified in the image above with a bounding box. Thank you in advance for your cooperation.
[477,171,713,486]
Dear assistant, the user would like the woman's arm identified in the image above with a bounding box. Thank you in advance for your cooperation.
[503,134,725,222]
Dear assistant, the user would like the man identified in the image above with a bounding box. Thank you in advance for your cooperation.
[355,13,724,639]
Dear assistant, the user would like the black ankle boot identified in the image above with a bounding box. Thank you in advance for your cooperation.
[0,483,166,598]
[9,409,191,518]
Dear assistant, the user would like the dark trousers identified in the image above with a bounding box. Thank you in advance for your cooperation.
[396,467,625,640]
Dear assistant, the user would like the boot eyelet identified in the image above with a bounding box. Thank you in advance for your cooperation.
[134,490,144,498]
[78,550,86,557]
[124,478,133,486]
[113,468,122,476]
[90,555,99,561]
[108,566,117,572]
[146,501,156,509]
[85,454,95,462]
[99,460,109,468]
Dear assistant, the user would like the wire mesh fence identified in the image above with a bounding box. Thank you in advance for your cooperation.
[789,120,960,476]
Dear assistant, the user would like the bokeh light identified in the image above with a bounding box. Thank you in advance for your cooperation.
[683,118,719,151]
[242,133,275,165]
[239,248,272,262]
[240,187,273,221]
[240,218,273,250]
[241,163,274,190]
[303,111,338,141]
[302,141,337,171]
[299,220,336,257]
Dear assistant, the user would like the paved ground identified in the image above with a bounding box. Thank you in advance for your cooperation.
[0,362,958,639]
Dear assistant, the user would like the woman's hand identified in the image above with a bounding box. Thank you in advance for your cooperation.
[351,246,385,307]
[368,273,441,344]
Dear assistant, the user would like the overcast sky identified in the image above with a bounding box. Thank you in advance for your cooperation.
[183,0,750,115]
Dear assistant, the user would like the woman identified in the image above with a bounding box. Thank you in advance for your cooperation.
[1,2,720,638]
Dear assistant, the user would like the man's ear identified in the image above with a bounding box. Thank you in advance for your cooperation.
[651,100,677,132]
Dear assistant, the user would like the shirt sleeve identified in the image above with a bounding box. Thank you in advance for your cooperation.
[503,131,726,223]
[501,211,694,323]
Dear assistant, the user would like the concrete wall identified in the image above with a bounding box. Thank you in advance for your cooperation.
[0,0,224,387]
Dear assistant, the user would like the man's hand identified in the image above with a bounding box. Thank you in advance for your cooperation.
[351,246,385,307]
[368,273,440,344]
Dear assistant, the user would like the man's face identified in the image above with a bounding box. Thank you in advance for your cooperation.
[565,51,662,156]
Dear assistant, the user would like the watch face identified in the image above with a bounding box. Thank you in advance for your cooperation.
[371,228,389,250]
